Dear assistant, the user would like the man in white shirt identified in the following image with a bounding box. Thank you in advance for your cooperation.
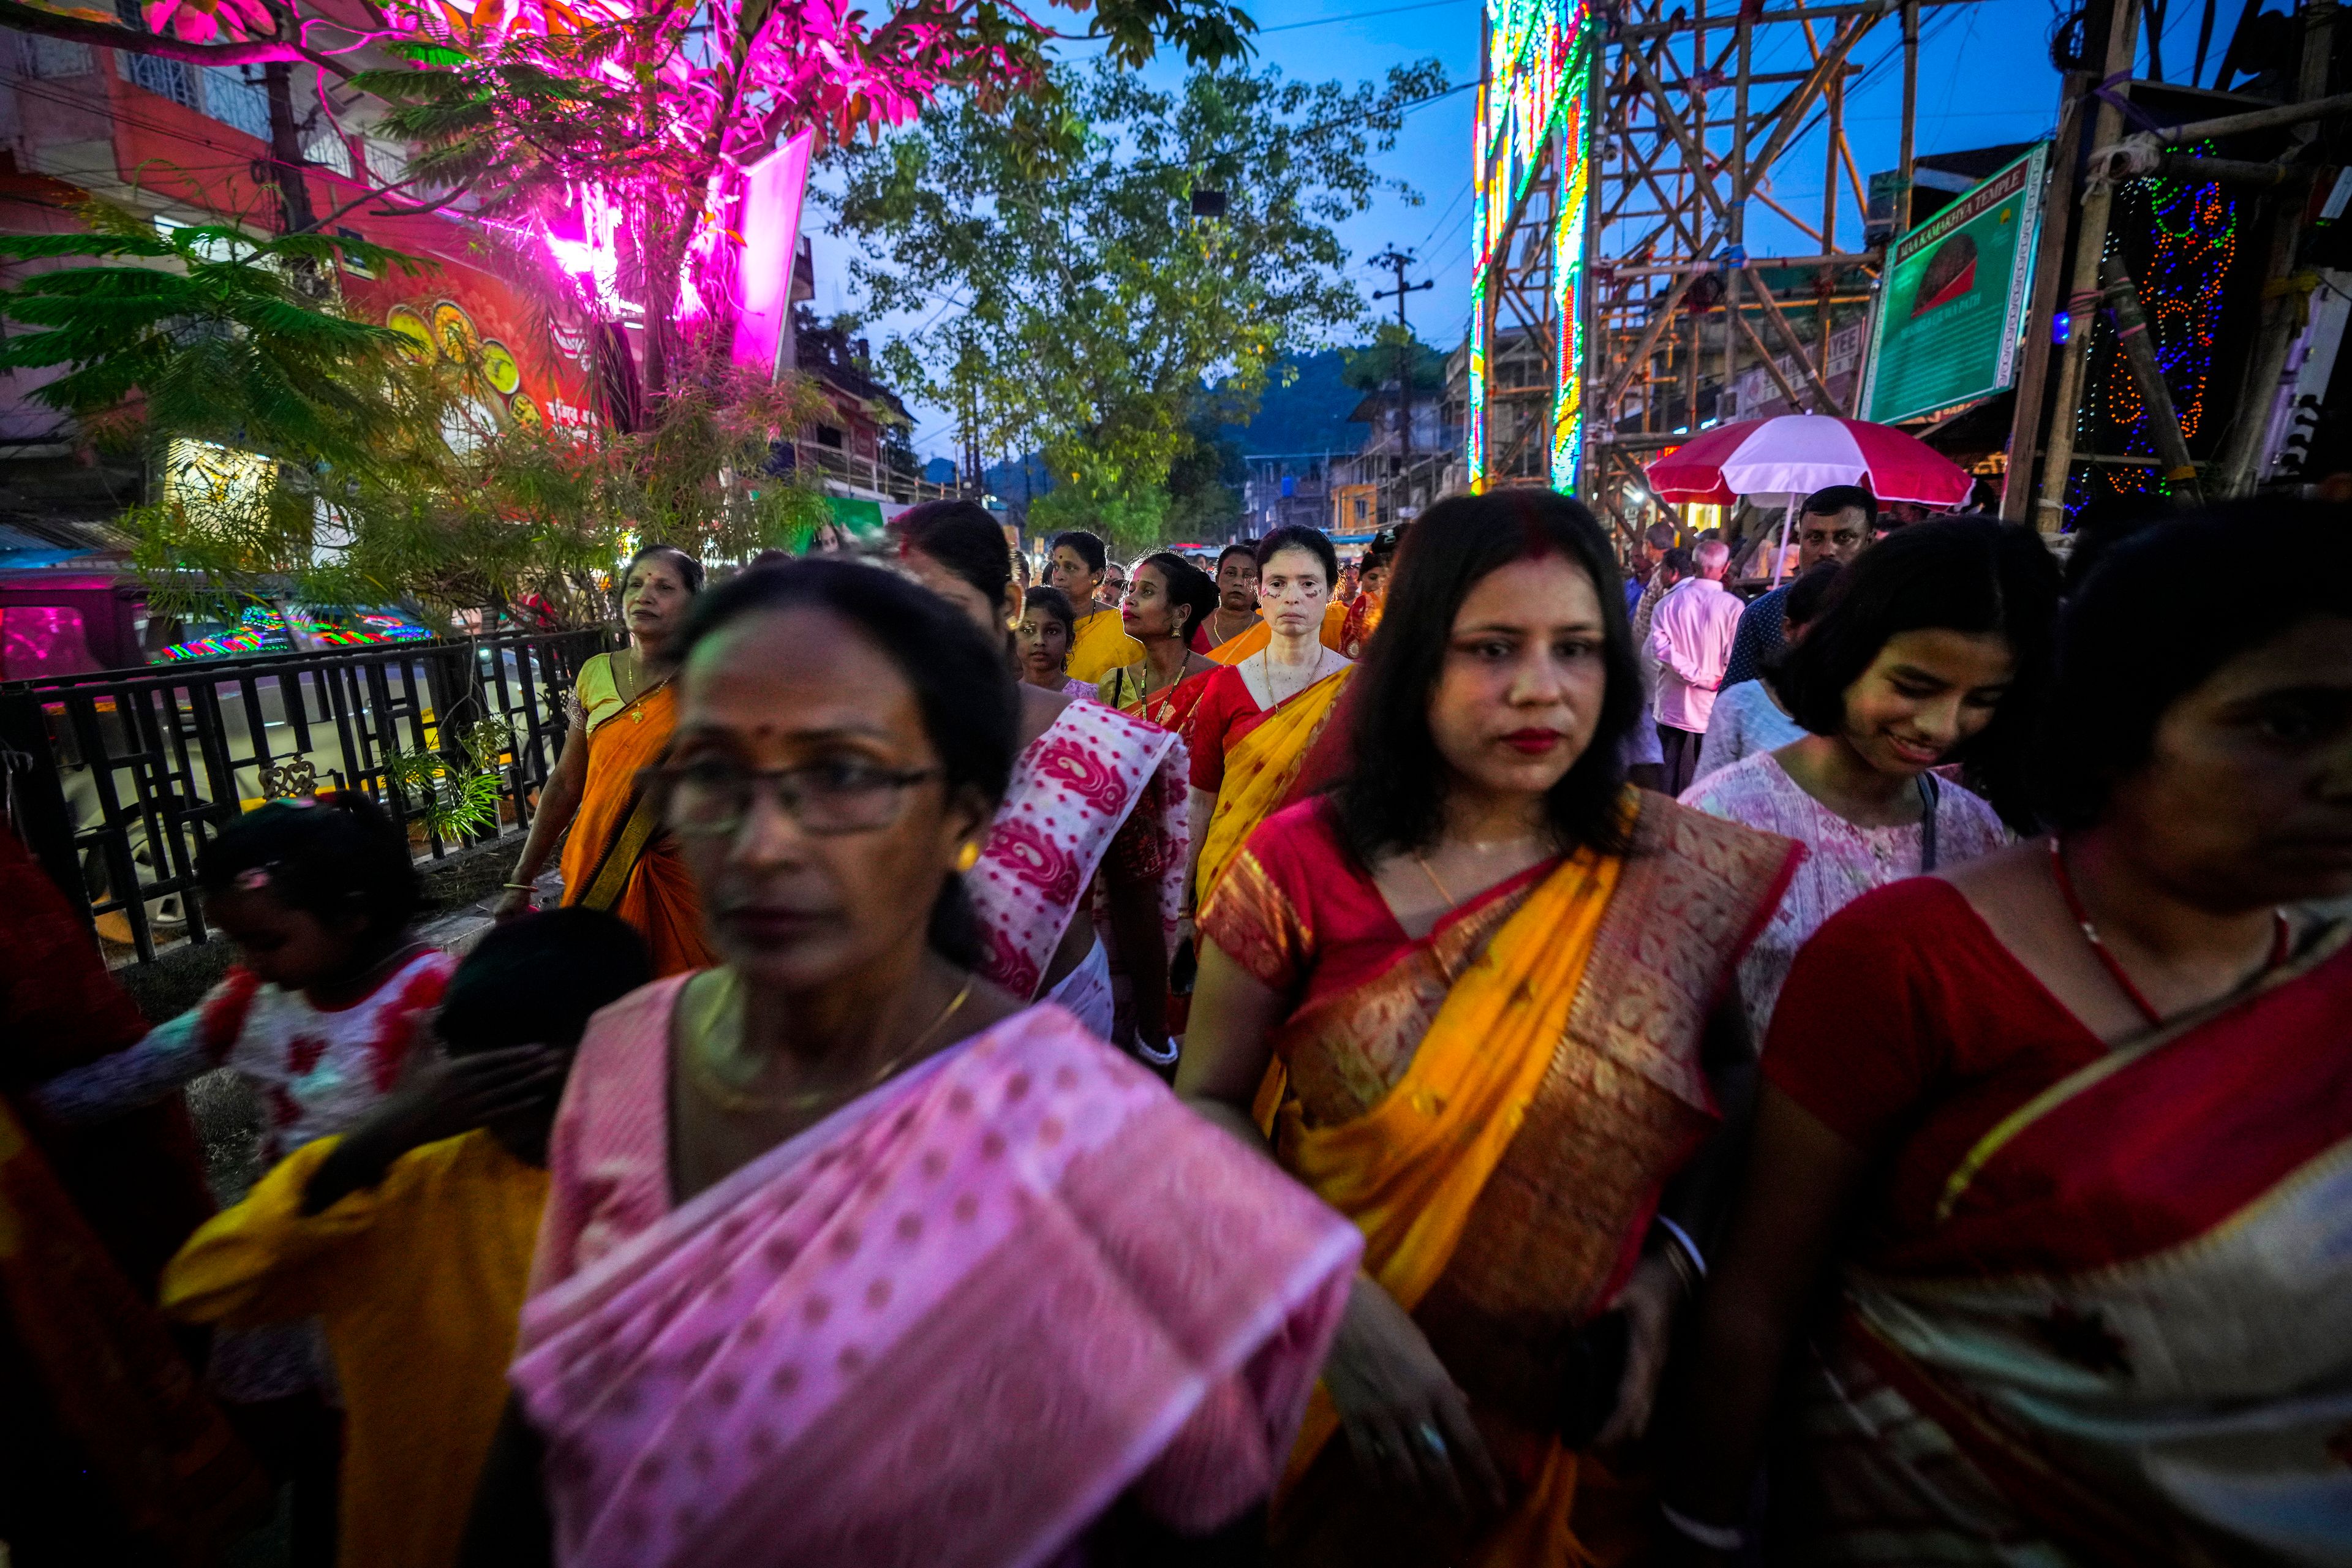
[1648,539,1742,794]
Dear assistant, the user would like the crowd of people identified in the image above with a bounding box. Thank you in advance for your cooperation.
[0,490,2346,1568]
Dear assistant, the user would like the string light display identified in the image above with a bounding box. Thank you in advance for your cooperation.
[1466,0,1594,492]
[2066,154,2240,521]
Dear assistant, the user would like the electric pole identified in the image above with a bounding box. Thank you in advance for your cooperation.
[1370,247,1433,461]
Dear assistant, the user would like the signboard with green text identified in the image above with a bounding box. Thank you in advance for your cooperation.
[1858,143,2049,425]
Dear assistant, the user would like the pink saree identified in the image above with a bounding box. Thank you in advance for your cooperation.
[516,981,1360,1568]
[970,700,1188,1003]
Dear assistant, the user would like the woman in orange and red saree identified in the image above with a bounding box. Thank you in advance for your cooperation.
[895,502,1190,1064]
[1099,551,1219,731]
[494,545,716,977]
[1184,525,1357,922]
[1660,502,2352,1566]
[463,560,1362,1568]
[1338,524,1405,659]
[1196,543,1266,659]
[1176,491,1800,1567]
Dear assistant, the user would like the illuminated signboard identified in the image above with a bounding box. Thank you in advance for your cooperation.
[1466,0,1594,493]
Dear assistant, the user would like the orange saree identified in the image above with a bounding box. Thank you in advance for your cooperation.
[1203,793,1797,1567]
[559,655,714,978]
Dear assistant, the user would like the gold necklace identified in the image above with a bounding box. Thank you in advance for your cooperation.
[687,971,975,1115]
[1412,851,1460,909]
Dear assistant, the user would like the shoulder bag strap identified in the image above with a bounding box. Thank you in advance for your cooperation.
[1918,772,1941,873]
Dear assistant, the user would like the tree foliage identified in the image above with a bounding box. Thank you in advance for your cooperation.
[0,206,831,622]
[344,0,1261,402]
[0,205,434,477]
[831,55,1447,552]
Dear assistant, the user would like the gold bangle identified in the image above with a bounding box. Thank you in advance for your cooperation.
[502,881,537,892]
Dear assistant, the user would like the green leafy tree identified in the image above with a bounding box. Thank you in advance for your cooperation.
[831,55,1447,554]
[0,205,832,624]
[0,204,434,478]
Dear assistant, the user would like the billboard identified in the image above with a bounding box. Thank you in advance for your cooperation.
[1858,142,2049,426]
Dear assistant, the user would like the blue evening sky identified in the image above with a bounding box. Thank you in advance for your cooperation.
[809,0,2117,462]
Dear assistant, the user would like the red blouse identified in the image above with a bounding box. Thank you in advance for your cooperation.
[1185,663,1271,793]
[1762,876,2109,1265]
[1204,797,1556,1013]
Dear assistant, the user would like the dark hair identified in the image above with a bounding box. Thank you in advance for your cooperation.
[199,793,420,942]
[2037,499,2352,831]
[1214,541,1257,573]
[1022,584,1075,636]
[1136,551,1218,641]
[1254,522,1339,588]
[1777,517,2060,826]
[438,908,650,1056]
[1334,489,1638,861]
[1364,522,1408,573]
[891,500,1012,608]
[677,559,1020,967]
[1050,530,1107,575]
[1800,485,1878,531]
[1782,560,1842,632]
[1643,521,1678,551]
[625,543,705,595]
[1660,546,1695,581]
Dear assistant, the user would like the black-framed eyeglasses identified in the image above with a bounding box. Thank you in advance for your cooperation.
[656,759,941,837]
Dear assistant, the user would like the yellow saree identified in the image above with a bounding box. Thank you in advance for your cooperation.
[559,654,715,978]
[1066,605,1145,684]
[1207,618,1273,666]
[1194,666,1352,907]
[1205,794,1798,1567]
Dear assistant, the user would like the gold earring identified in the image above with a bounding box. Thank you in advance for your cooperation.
[956,840,982,873]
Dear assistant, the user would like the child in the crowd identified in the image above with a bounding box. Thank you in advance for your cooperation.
[161,908,652,1568]
[34,792,448,1166]
[32,791,447,1562]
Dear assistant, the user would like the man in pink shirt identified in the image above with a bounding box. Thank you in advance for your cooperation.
[1648,538,1742,794]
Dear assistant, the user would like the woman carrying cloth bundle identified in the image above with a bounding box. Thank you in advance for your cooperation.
[465,559,1362,1567]
[1177,491,1798,1566]
[1184,525,1357,920]
[896,503,1191,1060]
[495,544,715,978]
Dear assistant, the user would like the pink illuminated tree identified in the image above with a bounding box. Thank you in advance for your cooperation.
[364,0,1260,404]
[0,0,1256,409]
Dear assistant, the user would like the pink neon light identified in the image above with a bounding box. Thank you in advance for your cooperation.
[729,130,814,373]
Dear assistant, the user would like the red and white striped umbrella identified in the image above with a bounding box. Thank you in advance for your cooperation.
[1643,414,1975,508]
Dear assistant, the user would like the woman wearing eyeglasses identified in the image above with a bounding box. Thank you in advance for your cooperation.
[464,559,1360,1568]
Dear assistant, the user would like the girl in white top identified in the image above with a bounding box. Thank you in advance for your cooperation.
[1681,519,2059,1042]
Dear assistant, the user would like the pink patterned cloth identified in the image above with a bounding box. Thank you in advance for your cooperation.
[971,701,1188,1002]
[517,983,1360,1568]
[1679,750,2009,1042]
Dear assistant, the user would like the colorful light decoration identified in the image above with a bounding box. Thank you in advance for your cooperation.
[2066,154,2239,522]
[1466,0,1594,494]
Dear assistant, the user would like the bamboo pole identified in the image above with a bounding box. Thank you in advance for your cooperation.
[2101,253,2203,502]
[2000,75,2089,522]
[2033,0,2144,531]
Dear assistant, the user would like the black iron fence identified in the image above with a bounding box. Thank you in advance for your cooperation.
[0,625,621,965]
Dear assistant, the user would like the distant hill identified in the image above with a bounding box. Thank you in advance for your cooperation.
[1215,349,1365,457]
[969,345,1385,521]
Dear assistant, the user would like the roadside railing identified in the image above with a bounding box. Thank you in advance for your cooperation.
[0,625,620,965]
[788,440,965,504]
